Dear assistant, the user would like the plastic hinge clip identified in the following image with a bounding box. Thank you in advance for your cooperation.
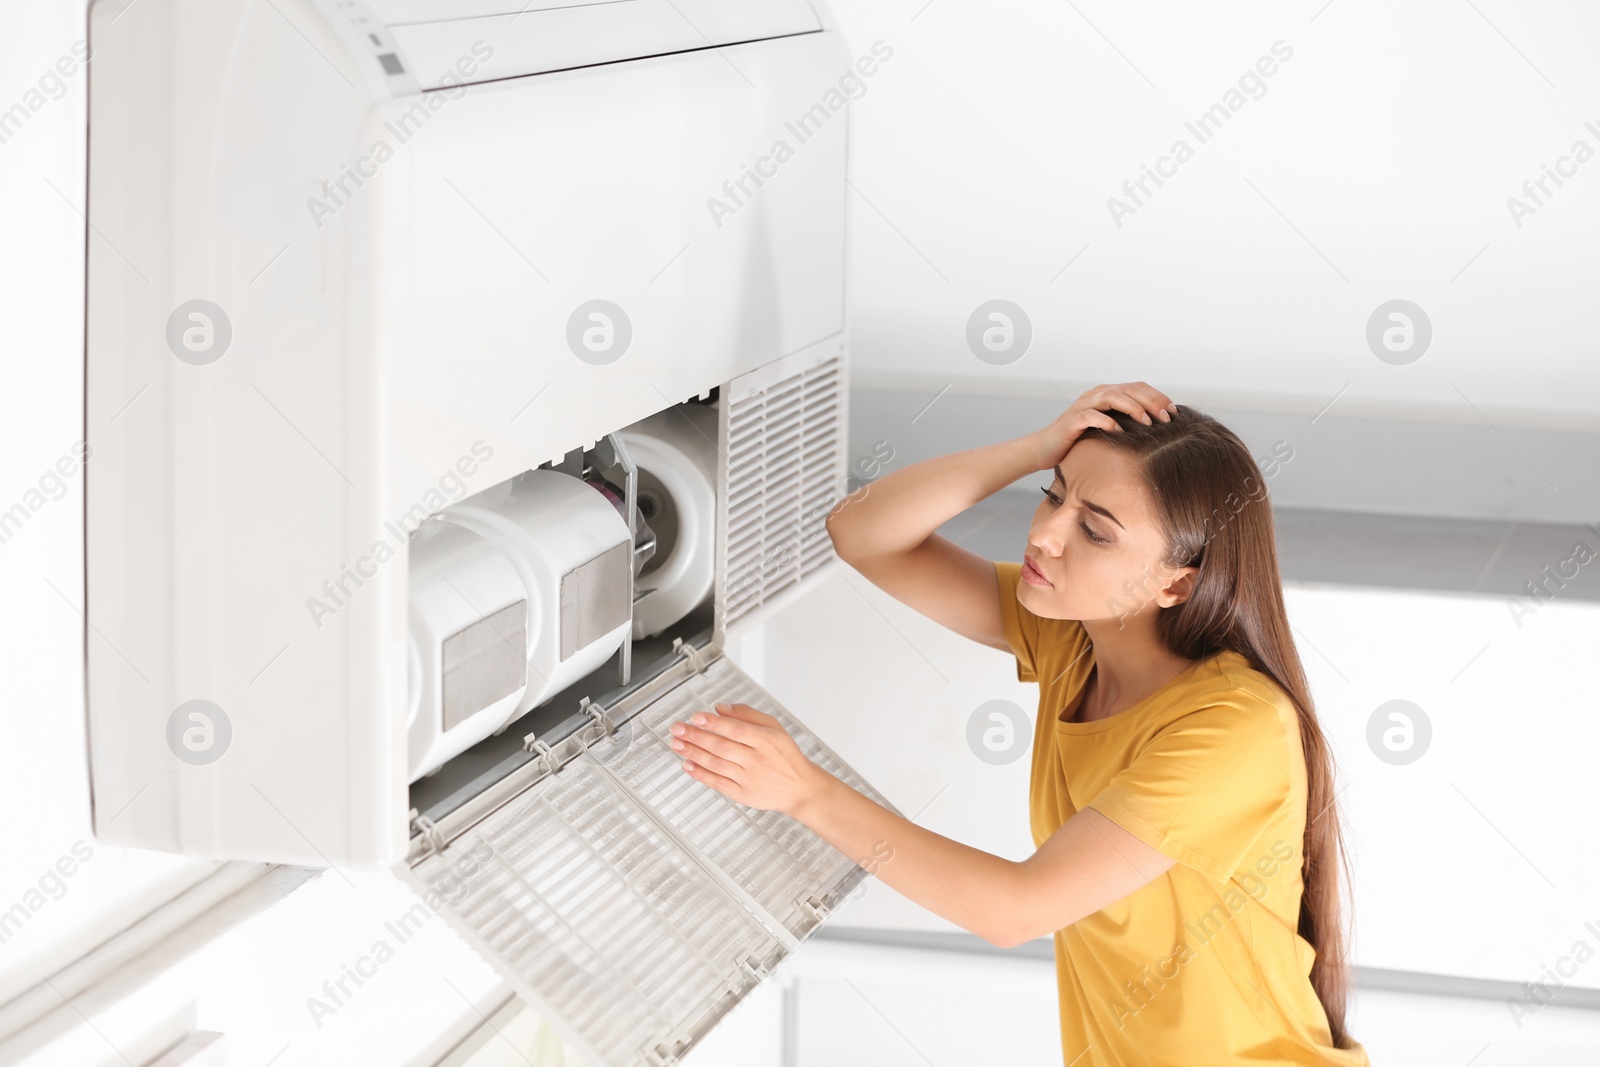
[797,893,829,924]
[579,697,613,741]
[522,735,558,778]
[409,810,448,859]
[671,635,708,675]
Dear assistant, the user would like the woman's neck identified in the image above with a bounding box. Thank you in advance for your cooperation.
[1076,621,1201,721]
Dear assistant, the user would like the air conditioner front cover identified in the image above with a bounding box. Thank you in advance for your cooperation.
[395,650,895,1067]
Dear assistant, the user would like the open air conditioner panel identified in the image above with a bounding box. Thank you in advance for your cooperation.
[399,635,891,1067]
[393,348,885,1067]
[407,343,850,827]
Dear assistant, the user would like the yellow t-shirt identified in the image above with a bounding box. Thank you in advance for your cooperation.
[993,560,1370,1067]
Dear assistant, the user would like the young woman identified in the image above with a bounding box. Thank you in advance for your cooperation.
[668,381,1370,1066]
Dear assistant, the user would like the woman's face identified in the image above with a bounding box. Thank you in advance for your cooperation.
[1017,438,1191,625]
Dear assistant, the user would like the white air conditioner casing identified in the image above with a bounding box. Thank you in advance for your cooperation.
[84,2,894,1062]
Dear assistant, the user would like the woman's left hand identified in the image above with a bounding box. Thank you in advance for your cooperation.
[670,703,824,817]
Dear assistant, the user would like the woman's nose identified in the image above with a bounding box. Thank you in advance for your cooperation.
[1029,528,1063,557]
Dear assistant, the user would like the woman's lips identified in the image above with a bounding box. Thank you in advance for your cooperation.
[1022,557,1052,587]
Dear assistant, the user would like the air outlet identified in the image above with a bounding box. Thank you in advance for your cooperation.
[719,346,847,632]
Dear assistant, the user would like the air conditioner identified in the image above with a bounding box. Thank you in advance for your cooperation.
[83,1,896,1063]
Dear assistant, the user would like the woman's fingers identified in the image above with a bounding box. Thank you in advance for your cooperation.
[1089,408,1122,432]
[1081,382,1176,426]
[1083,389,1143,427]
[1123,380,1177,419]
[671,719,751,764]
[693,709,749,738]
[699,705,768,738]
[1125,381,1176,420]
[675,738,742,779]
[673,705,819,816]
[716,702,777,727]
[681,758,740,797]
[1109,386,1158,425]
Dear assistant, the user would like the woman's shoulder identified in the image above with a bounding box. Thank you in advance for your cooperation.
[1213,650,1300,724]
[1148,650,1299,739]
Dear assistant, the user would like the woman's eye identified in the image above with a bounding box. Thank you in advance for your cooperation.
[1041,485,1107,544]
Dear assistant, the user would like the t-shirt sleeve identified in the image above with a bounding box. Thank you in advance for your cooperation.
[1084,699,1294,883]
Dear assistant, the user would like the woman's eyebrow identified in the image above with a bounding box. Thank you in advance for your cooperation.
[1054,464,1125,530]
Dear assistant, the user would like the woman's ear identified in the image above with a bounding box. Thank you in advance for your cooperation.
[1156,565,1199,608]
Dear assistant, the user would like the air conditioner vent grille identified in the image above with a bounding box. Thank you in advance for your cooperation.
[719,352,845,631]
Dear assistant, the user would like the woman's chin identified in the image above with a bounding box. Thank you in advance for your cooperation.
[1020,583,1071,616]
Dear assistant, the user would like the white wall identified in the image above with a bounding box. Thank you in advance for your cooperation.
[832,0,1600,419]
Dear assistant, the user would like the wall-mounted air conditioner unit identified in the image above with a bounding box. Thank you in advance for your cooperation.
[84,1,894,1062]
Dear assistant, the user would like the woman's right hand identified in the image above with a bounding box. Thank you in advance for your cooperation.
[1027,382,1179,470]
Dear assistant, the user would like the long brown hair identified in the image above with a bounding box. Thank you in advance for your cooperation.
[1077,403,1358,1050]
